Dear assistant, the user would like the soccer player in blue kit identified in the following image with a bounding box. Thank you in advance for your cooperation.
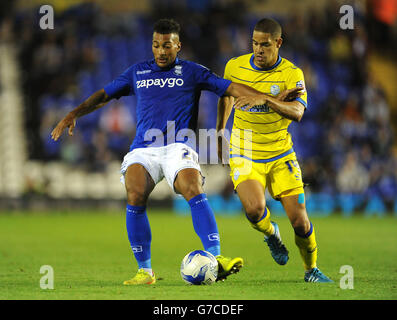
[51,19,300,285]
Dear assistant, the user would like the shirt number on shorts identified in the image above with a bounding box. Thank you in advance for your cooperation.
[182,148,191,160]
[285,160,302,181]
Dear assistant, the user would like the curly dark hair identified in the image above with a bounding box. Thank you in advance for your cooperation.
[153,18,181,36]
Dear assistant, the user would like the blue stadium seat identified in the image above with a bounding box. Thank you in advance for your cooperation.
[305,193,334,217]
[338,194,364,217]
[309,39,328,59]
[173,195,242,216]
[266,198,284,216]
[43,134,61,157]
[107,133,131,154]
[173,197,189,215]
[208,195,242,215]
[78,72,95,98]
[290,120,322,159]
[311,61,330,101]
[364,195,387,217]
[128,36,151,61]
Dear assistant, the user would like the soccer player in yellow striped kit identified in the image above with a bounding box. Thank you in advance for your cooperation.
[217,18,332,282]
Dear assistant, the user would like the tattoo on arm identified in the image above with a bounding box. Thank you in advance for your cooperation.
[71,89,112,119]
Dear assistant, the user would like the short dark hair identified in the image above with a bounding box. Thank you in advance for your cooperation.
[153,19,181,36]
[254,18,282,38]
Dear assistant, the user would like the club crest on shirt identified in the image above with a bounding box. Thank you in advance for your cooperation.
[174,65,183,76]
[270,84,280,95]
[233,169,240,181]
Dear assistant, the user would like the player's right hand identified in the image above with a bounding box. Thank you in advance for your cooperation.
[51,114,76,141]
[277,87,304,102]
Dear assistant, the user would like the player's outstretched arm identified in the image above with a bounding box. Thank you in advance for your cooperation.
[224,82,302,105]
[232,85,305,122]
[51,89,112,141]
[224,82,265,99]
[225,82,305,122]
[234,93,305,122]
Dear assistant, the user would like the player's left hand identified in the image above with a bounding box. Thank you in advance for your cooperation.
[234,95,267,110]
[277,87,304,102]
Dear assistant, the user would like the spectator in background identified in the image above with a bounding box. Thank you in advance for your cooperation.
[99,101,134,137]
[33,32,63,79]
[337,151,370,194]
[90,129,113,171]
[99,101,135,158]
[363,78,390,125]
[329,30,352,62]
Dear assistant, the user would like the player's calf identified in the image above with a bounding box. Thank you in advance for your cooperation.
[245,207,274,237]
[294,221,318,271]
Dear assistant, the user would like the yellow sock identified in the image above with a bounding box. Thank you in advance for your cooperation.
[294,222,318,271]
[247,207,274,237]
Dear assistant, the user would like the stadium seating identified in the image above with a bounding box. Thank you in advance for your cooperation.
[2,2,395,215]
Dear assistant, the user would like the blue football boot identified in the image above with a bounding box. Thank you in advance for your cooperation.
[304,267,333,283]
[264,221,289,265]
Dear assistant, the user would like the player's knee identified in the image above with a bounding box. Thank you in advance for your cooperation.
[126,189,147,206]
[291,216,311,237]
[179,182,203,201]
[245,200,266,222]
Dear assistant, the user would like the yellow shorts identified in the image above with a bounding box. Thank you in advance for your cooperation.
[229,151,304,200]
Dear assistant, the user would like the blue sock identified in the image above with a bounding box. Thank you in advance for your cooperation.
[126,204,152,269]
[188,194,221,257]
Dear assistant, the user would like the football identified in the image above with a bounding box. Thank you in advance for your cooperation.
[180,250,219,285]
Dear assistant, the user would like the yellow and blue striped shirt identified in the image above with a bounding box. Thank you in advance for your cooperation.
[224,53,307,161]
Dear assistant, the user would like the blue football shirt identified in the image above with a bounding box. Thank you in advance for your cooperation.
[104,57,231,151]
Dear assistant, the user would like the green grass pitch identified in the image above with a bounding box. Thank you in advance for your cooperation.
[0,210,396,300]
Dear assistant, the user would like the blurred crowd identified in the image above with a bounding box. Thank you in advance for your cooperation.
[2,0,397,209]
